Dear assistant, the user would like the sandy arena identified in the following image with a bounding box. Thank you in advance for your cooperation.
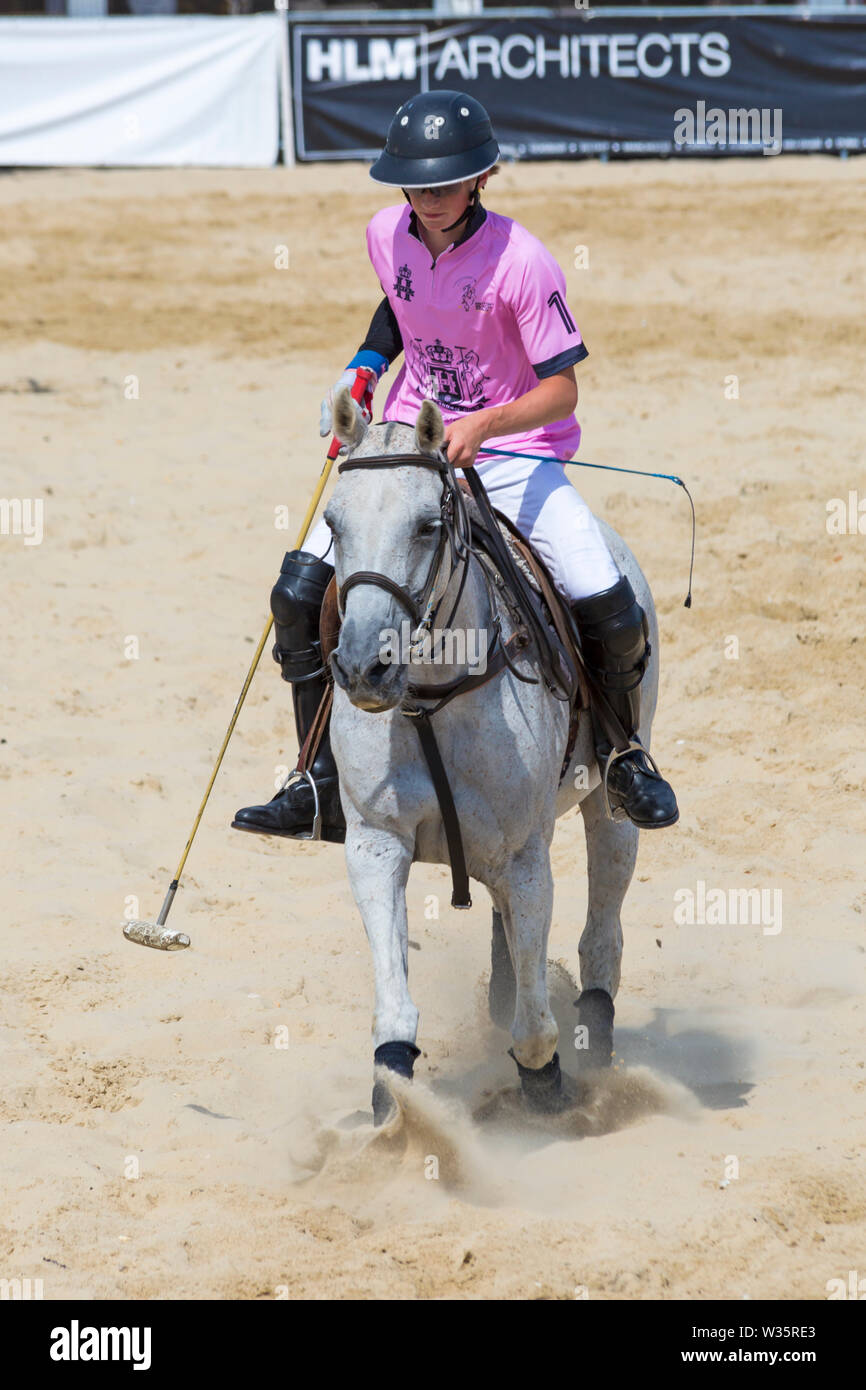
[0,157,864,1299]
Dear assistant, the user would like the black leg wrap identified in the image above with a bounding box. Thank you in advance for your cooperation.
[374,1041,421,1078]
[372,1042,421,1127]
[270,549,334,683]
[573,989,615,1069]
[509,1048,564,1112]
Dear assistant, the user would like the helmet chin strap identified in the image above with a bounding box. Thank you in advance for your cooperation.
[441,178,481,232]
[402,178,482,232]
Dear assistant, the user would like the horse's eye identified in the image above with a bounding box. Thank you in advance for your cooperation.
[416,520,439,538]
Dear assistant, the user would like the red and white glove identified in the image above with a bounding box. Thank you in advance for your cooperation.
[319,366,377,440]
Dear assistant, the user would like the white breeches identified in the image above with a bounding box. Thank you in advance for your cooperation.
[302,456,620,602]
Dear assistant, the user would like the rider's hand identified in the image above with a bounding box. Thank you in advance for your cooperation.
[443,413,489,470]
[319,366,377,439]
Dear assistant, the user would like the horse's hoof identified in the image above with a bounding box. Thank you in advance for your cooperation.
[488,911,516,1030]
[574,989,615,1069]
[509,1048,565,1114]
[371,1040,421,1128]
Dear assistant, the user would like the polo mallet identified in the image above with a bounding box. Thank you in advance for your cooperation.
[122,368,375,952]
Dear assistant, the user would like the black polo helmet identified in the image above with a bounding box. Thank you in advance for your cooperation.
[369,90,499,188]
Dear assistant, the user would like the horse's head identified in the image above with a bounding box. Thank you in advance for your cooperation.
[324,390,453,712]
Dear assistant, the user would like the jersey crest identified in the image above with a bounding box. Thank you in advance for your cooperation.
[394,263,415,301]
[408,336,489,411]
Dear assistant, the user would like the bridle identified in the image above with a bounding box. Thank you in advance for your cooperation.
[333,446,531,913]
[336,450,474,664]
[334,445,568,700]
[331,445,579,912]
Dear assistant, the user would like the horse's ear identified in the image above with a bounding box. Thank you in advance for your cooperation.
[333,387,369,450]
[414,399,445,456]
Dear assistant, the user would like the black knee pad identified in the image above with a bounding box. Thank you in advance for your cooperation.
[270,549,334,682]
[572,575,649,686]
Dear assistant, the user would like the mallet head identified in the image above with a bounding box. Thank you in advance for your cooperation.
[123,920,191,951]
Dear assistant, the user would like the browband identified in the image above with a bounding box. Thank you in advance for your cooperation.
[337,453,447,475]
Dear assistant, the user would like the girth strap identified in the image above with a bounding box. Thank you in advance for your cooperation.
[409,711,471,910]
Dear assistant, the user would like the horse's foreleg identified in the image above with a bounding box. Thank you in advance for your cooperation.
[344,825,418,1122]
[488,907,516,1030]
[494,837,560,1108]
[577,784,639,1067]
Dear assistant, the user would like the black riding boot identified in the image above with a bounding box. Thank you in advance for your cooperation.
[231,550,346,844]
[571,575,679,829]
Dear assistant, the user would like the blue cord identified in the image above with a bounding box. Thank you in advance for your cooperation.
[475,445,696,609]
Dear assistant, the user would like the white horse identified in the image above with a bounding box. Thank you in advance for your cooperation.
[324,389,657,1122]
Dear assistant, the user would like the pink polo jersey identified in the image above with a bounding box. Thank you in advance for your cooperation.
[365,202,587,466]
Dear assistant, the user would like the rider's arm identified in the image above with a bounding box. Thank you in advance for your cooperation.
[477,366,578,438]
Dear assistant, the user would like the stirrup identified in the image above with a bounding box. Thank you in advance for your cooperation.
[277,766,322,841]
[601,739,664,824]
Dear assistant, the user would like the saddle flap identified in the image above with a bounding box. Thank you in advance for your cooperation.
[456,479,588,780]
[493,508,589,714]
[456,480,589,707]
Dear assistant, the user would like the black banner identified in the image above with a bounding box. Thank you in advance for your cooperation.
[290,13,866,160]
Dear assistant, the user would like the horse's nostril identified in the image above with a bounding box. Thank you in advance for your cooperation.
[364,660,391,687]
[331,651,349,687]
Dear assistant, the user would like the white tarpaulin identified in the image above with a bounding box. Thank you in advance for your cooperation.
[0,17,282,167]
